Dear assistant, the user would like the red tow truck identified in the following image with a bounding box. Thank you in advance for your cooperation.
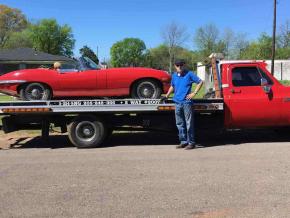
[0,54,289,148]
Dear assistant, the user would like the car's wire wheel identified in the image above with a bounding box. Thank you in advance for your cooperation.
[20,83,51,101]
[131,79,162,99]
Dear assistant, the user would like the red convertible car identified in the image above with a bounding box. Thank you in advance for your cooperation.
[0,57,171,100]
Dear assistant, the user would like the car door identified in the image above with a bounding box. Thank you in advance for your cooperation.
[227,64,283,127]
[56,69,98,96]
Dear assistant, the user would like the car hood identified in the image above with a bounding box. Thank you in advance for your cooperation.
[0,69,52,80]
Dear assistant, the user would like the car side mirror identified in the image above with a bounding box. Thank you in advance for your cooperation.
[261,78,271,94]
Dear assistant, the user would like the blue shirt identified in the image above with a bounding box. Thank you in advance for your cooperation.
[171,70,202,104]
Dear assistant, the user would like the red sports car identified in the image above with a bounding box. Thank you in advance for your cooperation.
[0,57,171,100]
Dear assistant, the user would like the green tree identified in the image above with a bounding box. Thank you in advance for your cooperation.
[240,33,272,59]
[175,47,200,71]
[4,29,33,49]
[79,45,99,64]
[276,47,290,59]
[148,44,170,70]
[30,19,75,56]
[110,38,147,67]
[148,44,199,72]
[0,4,28,48]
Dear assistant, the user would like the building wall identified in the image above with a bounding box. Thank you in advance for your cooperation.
[264,60,290,80]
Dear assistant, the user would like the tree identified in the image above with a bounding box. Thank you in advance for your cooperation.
[79,45,99,64]
[278,20,290,48]
[4,29,33,49]
[194,23,220,58]
[30,19,75,57]
[221,28,235,58]
[148,44,198,72]
[148,44,170,70]
[240,33,272,59]
[233,33,249,59]
[110,38,147,67]
[161,21,189,72]
[0,4,28,48]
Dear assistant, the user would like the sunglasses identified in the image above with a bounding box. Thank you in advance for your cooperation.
[175,64,184,67]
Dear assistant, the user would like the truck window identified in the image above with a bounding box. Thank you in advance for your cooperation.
[232,67,265,87]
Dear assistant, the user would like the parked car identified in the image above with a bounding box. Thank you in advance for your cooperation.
[0,57,171,100]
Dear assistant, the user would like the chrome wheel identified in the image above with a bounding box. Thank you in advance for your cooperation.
[20,83,51,101]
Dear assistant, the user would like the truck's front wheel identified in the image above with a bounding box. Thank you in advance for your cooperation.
[68,115,107,148]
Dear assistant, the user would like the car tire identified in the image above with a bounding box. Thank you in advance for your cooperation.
[20,83,52,101]
[68,115,107,148]
[131,79,162,99]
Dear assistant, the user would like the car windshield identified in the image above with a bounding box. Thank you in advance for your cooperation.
[78,57,100,70]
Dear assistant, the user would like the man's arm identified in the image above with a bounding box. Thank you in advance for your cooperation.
[186,80,203,100]
[165,86,174,98]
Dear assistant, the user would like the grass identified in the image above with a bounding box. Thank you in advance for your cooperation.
[0,95,17,101]
[167,84,206,99]
[192,84,205,98]
[279,80,290,86]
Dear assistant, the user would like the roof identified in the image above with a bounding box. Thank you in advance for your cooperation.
[0,48,73,62]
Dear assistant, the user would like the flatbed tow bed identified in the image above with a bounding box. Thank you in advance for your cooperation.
[0,98,223,148]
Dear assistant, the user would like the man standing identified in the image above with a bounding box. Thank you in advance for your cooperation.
[165,59,203,150]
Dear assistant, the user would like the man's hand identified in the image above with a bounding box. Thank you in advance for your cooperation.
[160,96,168,101]
[160,96,168,103]
[186,93,196,100]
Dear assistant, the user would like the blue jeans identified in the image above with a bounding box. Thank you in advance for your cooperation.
[175,103,195,145]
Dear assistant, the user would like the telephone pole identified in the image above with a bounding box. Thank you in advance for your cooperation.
[271,0,277,75]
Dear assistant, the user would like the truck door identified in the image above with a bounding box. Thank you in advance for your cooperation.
[226,64,282,127]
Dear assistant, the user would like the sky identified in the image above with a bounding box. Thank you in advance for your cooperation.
[1,0,289,61]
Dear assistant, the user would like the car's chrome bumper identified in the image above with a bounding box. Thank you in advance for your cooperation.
[0,80,26,85]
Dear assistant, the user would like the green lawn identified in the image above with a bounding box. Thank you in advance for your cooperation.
[280,80,290,86]
[167,84,206,99]
[0,95,17,101]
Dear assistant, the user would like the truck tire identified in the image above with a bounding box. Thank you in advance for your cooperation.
[68,115,107,148]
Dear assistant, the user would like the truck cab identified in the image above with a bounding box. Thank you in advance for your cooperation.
[220,61,290,128]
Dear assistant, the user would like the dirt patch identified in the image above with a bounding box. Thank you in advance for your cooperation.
[0,130,65,149]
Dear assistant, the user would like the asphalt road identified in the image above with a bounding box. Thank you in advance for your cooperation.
[1,130,290,218]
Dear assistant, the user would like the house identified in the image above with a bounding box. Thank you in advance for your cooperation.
[0,48,74,75]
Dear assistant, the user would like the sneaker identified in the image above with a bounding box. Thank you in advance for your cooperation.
[184,143,196,150]
[176,143,187,149]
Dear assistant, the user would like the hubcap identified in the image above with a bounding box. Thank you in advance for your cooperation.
[25,85,44,100]
[31,88,41,98]
[76,121,96,142]
[143,88,150,96]
[83,127,93,136]
[138,83,154,98]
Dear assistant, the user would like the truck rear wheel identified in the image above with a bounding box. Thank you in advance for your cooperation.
[68,115,107,148]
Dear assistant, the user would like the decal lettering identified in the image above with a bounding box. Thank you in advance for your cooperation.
[130,100,142,105]
[54,99,162,107]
